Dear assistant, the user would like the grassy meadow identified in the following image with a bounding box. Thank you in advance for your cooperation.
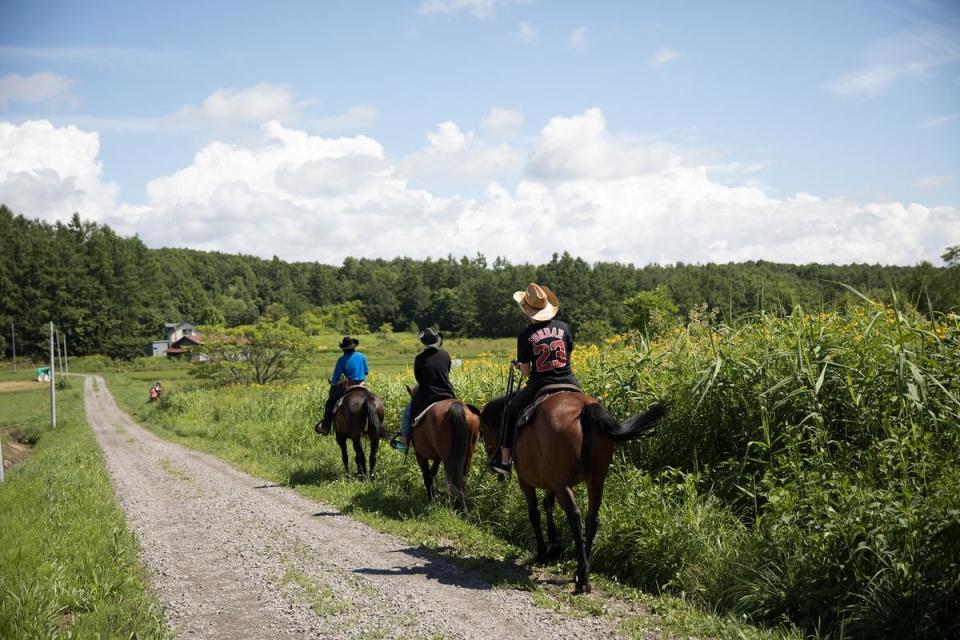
[95,299,960,639]
[0,371,166,639]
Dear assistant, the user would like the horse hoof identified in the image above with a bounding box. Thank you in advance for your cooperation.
[572,581,591,595]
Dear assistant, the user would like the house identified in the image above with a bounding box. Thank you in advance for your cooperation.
[146,322,202,358]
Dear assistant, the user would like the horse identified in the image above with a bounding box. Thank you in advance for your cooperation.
[321,380,387,478]
[405,386,481,513]
[479,391,668,594]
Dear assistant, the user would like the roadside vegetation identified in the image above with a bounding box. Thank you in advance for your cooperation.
[0,373,166,639]
[101,295,960,639]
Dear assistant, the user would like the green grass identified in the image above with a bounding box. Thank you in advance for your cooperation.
[100,353,798,640]
[0,373,166,639]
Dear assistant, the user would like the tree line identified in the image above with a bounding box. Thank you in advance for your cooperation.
[1,205,957,358]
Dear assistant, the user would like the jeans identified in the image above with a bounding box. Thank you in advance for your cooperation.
[400,402,413,439]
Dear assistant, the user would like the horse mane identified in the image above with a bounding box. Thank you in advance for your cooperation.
[479,394,509,428]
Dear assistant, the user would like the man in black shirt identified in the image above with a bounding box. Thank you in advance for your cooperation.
[490,283,580,475]
[391,328,456,453]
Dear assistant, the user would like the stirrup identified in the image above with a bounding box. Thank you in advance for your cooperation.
[390,435,408,453]
[489,459,512,476]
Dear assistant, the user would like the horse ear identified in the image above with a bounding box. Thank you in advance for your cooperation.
[406,384,414,397]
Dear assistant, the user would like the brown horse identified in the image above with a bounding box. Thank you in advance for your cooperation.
[327,381,387,478]
[406,389,481,512]
[480,392,668,594]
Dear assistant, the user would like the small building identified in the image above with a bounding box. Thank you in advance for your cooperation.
[146,322,202,358]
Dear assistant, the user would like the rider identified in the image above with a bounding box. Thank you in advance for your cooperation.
[316,336,369,435]
[489,283,580,476]
[391,328,456,453]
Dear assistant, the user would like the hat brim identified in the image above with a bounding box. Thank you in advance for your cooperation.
[513,286,559,321]
[340,339,359,349]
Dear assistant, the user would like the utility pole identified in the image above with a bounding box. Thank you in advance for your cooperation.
[49,321,56,427]
[10,320,15,373]
[63,333,69,377]
[56,328,65,380]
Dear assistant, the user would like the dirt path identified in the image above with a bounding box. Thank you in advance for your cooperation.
[83,375,623,639]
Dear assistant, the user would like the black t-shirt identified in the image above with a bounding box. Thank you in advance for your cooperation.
[517,319,576,383]
[412,347,456,415]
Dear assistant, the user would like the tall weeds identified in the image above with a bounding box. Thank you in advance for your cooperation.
[142,301,960,638]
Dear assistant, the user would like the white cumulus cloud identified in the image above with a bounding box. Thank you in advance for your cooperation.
[0,120,116,221]
[165,83,302,126]
[0,72,77,109]
[517,21,538,44]
[914,174,954,189]
[650,48,678,66]
[418,0,510,19]
[2,112,958,266]
[481,106,524,138]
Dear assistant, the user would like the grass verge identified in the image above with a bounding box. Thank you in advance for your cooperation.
[102,369,796,640]
[0,374,166,639]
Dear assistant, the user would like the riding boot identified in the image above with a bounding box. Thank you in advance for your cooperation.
[316,389,338,435]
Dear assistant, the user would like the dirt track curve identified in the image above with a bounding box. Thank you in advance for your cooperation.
[83,375,623,639]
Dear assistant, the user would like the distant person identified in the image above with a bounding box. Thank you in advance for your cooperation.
[391,328,456,453]
[489,283,580,475]
[316,336,369,435]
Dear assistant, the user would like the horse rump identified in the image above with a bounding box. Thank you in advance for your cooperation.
[363,394,386,438]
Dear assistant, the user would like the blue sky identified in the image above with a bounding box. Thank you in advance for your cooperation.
[1,0,958,265]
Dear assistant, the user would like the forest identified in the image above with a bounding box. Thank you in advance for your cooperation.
[1,204,957,358]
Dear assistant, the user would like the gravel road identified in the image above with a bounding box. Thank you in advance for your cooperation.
[83,375,624,639]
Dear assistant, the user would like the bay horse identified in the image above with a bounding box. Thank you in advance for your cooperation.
[320,380,387,478]
[480,392,668,594]
[405,387,481,513]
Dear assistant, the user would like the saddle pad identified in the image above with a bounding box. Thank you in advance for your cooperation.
[411,401,443,430]
[517,386,582,428]
[333,384,367,414]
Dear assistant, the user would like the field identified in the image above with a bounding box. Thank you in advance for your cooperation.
[0,370,165,639]
[94,298,960,639]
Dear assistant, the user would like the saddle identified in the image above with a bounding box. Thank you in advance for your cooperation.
[410,400,481,431]
[332,383,367,415]
[516,383,583,429]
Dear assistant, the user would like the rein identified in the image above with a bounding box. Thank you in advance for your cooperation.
[484,360,522,476]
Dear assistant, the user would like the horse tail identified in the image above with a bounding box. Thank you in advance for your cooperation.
[444,402,470,500]
[580,400,669,448]
[363,394,384,437]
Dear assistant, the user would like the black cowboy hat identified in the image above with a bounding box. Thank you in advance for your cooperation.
[339,336,360,350]
[418,327,443,346]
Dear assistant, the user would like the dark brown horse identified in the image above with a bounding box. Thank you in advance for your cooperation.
[480,392,667,594]
[328,380,387,478]
[406,388,481,512]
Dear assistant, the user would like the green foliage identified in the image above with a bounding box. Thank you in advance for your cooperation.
[115,303,960,639]
[624,285,680,338]
[0,382,165,638]
[575,318,614,345]
[192,319,313,385]
[3,207,959,360]
[943,245,959,267]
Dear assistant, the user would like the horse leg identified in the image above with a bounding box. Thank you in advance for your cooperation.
[557,486,590,594]
[417,454,435,502]
[335,432,349,474]
[368,434,379,479]
[543,490,562,560]
[585,471,606,562]
[352,437,367,478]
[520,481,547,563]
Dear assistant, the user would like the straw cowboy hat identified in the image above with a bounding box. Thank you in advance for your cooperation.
[513,283,559,321]
[339,336,360,350]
